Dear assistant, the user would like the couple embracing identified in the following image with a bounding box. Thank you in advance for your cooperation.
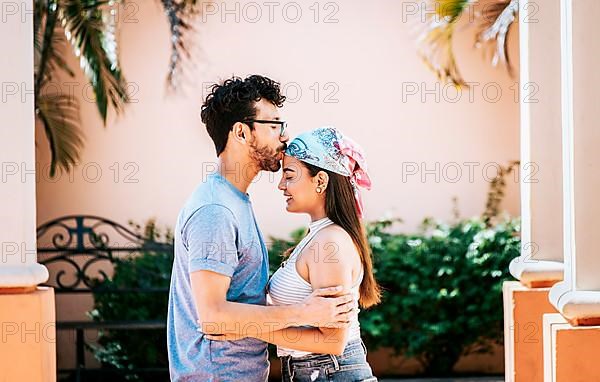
[167,74,381,382]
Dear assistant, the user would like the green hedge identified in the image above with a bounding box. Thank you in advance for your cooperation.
[268,216,520,375]
[365,216,519,374]
[88,215,519,378]
[87,220,173,381]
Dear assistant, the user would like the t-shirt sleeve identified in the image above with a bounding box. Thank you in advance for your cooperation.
[181,204,239,277]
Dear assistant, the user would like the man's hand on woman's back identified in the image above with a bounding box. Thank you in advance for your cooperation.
[299,286,358,328]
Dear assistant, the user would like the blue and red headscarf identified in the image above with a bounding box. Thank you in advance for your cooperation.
[285,126,372,218]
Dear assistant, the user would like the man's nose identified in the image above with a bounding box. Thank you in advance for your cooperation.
[280,133,290,143]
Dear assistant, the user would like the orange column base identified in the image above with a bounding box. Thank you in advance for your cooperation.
[0,286,56,382]
[503,281,558,382]
[543,313,600,382]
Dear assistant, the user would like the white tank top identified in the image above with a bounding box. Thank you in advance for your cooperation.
[267,217,364,357]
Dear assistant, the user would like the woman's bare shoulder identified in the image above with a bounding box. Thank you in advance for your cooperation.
[310,225,358,259]
[314,223,351,241]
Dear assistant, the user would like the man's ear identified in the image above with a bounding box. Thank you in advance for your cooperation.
[231,122,248,143]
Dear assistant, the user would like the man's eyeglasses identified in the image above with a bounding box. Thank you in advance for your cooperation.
[242,119,287,137]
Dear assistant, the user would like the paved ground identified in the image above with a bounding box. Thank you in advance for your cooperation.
[269,377,504,381]
[380,377,504,382]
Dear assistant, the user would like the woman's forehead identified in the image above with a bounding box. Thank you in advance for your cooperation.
[282,155,303,171]
[283,154,297,165]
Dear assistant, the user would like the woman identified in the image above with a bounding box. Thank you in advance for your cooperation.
[209,126,381,382]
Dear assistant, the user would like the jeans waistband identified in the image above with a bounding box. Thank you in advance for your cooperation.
[280,338,366,372]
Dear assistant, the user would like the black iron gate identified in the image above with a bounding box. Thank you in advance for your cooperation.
[37,215,173,382]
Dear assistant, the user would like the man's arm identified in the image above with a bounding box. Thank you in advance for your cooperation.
[303,227,357,353]
[221,228,357,355]
[250,326,346,355]
[203,319,349,355]
[191,270,355,335]
[183,204,354,335]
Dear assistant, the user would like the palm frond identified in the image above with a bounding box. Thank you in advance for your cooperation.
[35,0,60,90]
[42,32,77,86]
[34,0,46,54]
[436,0,471,22]
[35,1,76,89]
[417,0,473,87]
[160,0,201,90]
[59,0,129,123]
[34,0,199,177]
[475,0,518,76]
[37,93,85,177]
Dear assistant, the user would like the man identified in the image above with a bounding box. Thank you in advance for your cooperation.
[167,75,356,381]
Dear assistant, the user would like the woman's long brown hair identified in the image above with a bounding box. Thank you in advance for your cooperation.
[301,162,382,309]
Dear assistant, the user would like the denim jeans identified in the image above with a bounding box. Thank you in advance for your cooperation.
[280,339,378,382]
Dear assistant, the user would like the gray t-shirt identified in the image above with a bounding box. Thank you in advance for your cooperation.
[167,173,270,381]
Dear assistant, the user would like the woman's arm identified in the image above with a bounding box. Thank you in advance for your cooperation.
[252,324,348,355]
[256,227,358,355]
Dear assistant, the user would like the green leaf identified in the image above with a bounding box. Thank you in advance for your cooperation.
[417,0,472,87]
[37,93,85,177]
[59,0,129,123]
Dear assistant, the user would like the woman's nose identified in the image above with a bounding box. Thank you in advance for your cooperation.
[278,178,286,190]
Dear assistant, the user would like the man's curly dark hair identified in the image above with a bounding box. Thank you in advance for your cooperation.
[200,75,286,156]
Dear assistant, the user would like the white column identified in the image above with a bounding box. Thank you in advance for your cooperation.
[509,0,563,287]
[0,0,48,289]
[549,0,600,325]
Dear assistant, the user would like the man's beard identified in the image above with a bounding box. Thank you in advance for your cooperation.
[249,141,285,172]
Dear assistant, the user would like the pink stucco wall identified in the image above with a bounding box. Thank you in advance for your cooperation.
[35,0,520,239]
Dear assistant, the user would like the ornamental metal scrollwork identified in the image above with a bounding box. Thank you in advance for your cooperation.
[37,215,173,292]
